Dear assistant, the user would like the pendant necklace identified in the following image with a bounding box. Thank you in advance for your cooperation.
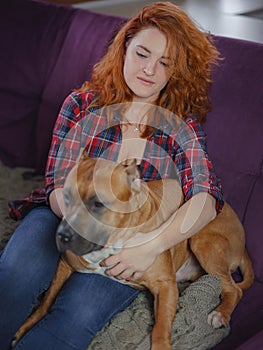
[123,112,147,133]
[122,120,140,133]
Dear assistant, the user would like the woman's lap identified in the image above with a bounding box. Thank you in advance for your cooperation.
[0,207,139,350]
[17,273,139,349]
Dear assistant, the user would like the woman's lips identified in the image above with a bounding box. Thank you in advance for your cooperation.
[137,77,155,86]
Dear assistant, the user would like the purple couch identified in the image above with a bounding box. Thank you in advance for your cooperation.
[0,0,262,348]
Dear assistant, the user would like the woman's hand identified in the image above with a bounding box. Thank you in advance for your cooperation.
[100,192,216,282]
[100,232,162,281]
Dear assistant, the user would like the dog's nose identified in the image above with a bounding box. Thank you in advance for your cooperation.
[56,221,75,243]
[56,219,105,255]
[58,231,72,243]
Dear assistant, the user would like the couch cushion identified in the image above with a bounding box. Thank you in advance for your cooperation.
[213,280,263,349]
[243,172,263,282]
[235,329,263,350]
[0,0,76,168]
[204,36,263,221]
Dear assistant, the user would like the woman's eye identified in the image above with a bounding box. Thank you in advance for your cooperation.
[136,51,147,58]
[160,61,168,67]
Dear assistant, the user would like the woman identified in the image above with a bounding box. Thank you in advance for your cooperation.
[0,2,223,349]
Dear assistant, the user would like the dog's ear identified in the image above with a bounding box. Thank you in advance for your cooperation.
[77,148,88,163]
[121,159,141,193]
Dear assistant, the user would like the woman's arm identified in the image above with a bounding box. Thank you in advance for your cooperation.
[102,117,221,280]
[102,192,216,281]
[46,93,80,219]
[45,91,95,207]
[152,192,216,252]
[49,188,65,218]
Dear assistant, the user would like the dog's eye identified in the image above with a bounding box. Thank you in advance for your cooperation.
[94,201,104,209]
[86,195,106,212]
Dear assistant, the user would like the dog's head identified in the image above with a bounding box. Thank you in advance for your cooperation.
[56,156,148,256]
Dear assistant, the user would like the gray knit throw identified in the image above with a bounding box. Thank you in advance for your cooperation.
[88,274,230,350]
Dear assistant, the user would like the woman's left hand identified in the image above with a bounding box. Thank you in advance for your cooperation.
[100,232,161,281]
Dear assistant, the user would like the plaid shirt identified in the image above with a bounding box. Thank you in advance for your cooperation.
[9,90,224,220]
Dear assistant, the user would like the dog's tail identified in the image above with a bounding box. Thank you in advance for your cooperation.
[237,249,254,291]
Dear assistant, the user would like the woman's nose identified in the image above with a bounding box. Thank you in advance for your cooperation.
[143,60,156,76]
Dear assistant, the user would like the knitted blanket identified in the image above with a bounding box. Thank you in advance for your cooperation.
[0,161,230,349]
[88,275,230,350]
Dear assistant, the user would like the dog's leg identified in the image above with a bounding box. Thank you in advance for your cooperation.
[207,275,242,328]
[142,252,178,350]
[211,248,254,327]
[149,280,178,350]
[11,258,73,348]
[190,233,243,328]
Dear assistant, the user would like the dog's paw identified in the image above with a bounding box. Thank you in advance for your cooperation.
[207,310,227,329]
[10,336,19,349]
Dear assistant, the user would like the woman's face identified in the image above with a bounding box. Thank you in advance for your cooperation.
[123,27,170,103]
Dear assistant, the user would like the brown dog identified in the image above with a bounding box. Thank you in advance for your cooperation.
[12,157,254,350]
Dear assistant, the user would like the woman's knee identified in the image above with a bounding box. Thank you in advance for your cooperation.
[17,206,61,237]
[1,207,60,263]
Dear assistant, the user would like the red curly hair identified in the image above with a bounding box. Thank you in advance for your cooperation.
[78,2,220,123]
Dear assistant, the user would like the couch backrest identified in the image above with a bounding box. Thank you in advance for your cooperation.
[0,0,124,171]
[0,0,76,168]
[204,36,263,217]
[204,36,263,281]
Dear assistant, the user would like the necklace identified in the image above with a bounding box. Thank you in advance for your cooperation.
[122,120,141,133]
[123,111,147,133]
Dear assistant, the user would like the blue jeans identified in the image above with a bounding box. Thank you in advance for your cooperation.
[0,207,140,349]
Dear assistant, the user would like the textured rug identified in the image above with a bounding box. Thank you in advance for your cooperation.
[0,161,46,251]
[0,161,230,349]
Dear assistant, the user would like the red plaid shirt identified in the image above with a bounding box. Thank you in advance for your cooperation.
[46,91,224,211]
[9,90,224,220]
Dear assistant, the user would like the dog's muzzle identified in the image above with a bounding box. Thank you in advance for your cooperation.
[56,220,103,256]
